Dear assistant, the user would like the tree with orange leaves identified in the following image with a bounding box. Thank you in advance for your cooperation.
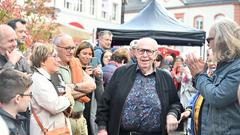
[0,0,58,52]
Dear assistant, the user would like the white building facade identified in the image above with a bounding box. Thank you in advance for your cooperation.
[54,0,122,35]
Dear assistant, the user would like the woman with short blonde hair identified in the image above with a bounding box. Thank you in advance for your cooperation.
[30,44,74,135]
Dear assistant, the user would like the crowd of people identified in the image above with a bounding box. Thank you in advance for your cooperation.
[0,17,240,135]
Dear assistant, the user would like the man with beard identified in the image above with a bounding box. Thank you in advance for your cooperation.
[7,19,27,48]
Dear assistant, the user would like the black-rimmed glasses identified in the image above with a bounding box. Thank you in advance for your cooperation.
[57,46,75,51]
[206,37,214,44]
[20,92,33,98]
[136,48,156,56]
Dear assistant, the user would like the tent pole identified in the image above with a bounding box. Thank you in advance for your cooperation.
[202,43,206,60]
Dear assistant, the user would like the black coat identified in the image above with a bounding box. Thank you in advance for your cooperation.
[0,108,27,135]
[96,64,183,135]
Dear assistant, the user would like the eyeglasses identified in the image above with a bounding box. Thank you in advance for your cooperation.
[136,48,156,56]
[57,46,75,51]
[20,92,33,98]
[206,37,214,44]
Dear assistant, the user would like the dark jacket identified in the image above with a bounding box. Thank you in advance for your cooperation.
[96,64,183,135]
[0,54,32,73]
[0,108,27,135]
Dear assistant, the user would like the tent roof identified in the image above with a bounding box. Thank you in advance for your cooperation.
[97,0,206,46]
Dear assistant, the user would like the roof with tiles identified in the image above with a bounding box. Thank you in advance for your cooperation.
[125,0,240,12]
[184,0,239,6]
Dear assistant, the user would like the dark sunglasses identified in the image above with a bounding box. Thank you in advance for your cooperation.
[206,37,214,44]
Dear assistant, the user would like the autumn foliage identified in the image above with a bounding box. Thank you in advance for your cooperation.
[0,0,58,44]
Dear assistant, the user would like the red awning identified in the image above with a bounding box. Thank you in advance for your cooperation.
[58,21,91,41]
[69,22,85,29]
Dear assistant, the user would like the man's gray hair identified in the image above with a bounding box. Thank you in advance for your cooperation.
[51,33,72,46]
[98,30,112,38]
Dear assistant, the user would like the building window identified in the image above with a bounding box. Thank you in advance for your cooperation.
[214,14,225,21]
[102,11,107,19]
[63,0,83,12]
[75,0,83,12]
[74,0,79,11]
[79,0,83,12]
[90,0,95,15]
[64,0,71,9]
[194,16,203,30]
[102,0,109,19]
[112,3,118,20]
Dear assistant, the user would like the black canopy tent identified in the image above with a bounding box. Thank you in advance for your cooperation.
[97,0,206,46]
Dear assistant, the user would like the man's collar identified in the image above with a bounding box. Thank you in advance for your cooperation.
[59,65,70,70]
[136,65,156,76]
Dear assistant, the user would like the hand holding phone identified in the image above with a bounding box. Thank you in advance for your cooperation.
[89,57,98,69]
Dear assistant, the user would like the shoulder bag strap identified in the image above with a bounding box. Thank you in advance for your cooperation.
[32,108,68,130]
[32,109,48,133]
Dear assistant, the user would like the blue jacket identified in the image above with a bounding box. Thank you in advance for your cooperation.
[194,58,240,135]
[94,45,105,65]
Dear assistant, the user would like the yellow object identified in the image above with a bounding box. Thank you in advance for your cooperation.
[194,95,203,135]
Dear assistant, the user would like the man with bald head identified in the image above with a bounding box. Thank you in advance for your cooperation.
[0,24,31,73]
[96,37,183,135]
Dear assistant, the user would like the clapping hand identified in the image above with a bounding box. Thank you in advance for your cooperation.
[185,53,205,78]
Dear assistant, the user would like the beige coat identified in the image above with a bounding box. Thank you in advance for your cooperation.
[30,68,71,135]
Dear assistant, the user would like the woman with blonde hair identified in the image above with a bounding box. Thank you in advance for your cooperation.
[30,44,74,135]
[186,18,240,134]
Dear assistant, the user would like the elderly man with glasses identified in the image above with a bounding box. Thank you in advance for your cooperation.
[96,37,183,135]
[51,34,96,135]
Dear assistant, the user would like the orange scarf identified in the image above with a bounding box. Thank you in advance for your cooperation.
[69,57,90,103]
